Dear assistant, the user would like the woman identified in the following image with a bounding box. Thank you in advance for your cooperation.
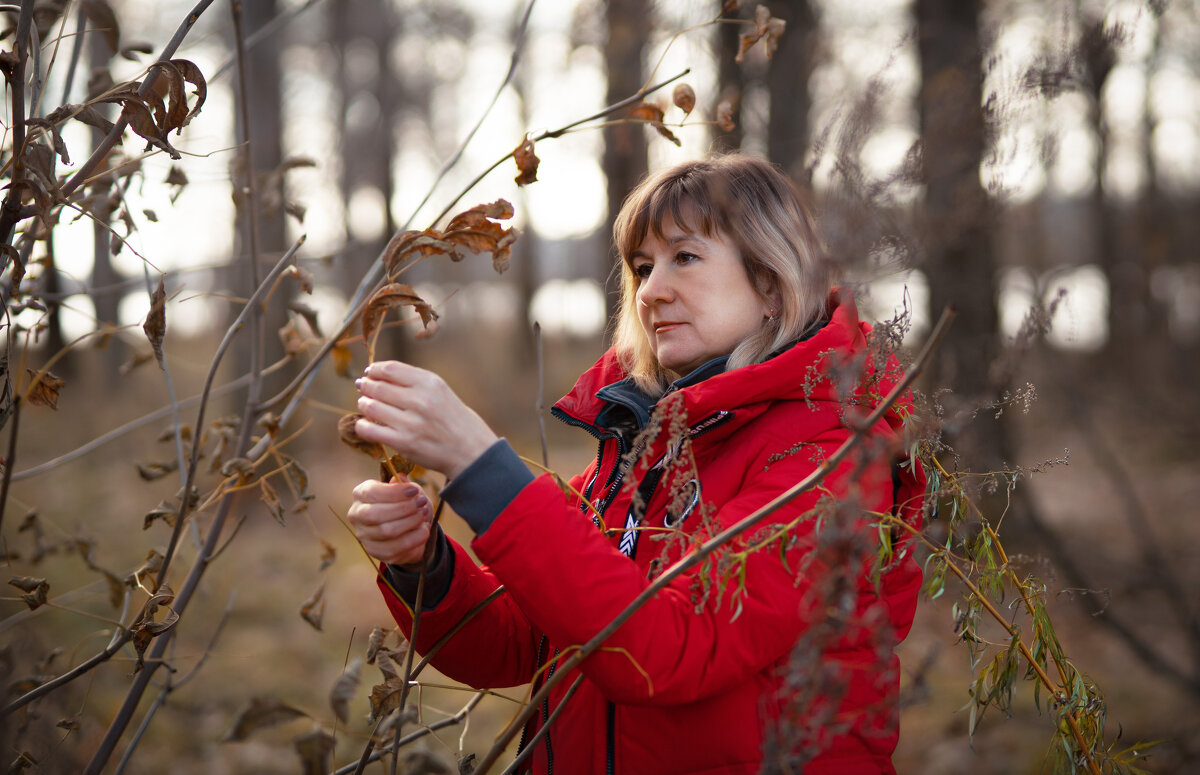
[349,154,925,774]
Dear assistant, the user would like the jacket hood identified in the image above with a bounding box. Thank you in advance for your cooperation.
[554,288,912,437]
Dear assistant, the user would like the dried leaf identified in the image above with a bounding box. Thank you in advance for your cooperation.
[224,698,309,742]
[279,318,310,357]
[365,627,388,665]
[120,41,155,61]
[721,0,740,14]
[294,725,335,775]
[261,478,286,525]
[318,539,336,571]
[513,136,539,185]
[219,457,255,482]
[125,549,164,588]
[736,5,785,62]
[330,658,362,724]
[300,583,326,631]
[136,460,177,481]
[130,585,178,671]
[121,99,180,159]
[338,413,383,459]
[143,501,177,530]
[716,101,737,132]
[652,123,682,147]
[284,200,307,223]
[631,102,665,123]
[24,370,64,409]
[8,576,49,610]
[81,0,120,54]
[56,718,81,731]
[168,58,207,130]
[287,266,315,296]
[143,276,166,368]
[331,343,354,378]
[672,84,696,115]
[764,18,786,59]
[361,283,439,344]
[381,230,456,277]
[148,61,188,133]
[368,676,406,721]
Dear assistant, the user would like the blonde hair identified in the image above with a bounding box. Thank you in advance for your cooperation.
[612,154,832,395]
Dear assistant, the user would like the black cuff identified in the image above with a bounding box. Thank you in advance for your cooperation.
[440,439,534,536]
[384,527,454,611]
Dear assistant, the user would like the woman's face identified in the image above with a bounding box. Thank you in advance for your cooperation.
[631,215,772,378]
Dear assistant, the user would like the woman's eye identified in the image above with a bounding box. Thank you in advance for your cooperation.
[675,251,698,264]
[633,263,653,279]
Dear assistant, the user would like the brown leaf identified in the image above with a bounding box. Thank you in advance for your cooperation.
[764,18,786,59]
[169,59,207,129]
[716,101,737,132]
[219,457,255,483]
[361,283,439,344]
[318,539,336,571]
[8,576,49,610]
[330,658,361,724]
[368,676,406,721]
[261,478,286,525]
[672,84,696,115]
[136,460,177,481]
[287,266,315,296]
[652,123,682,147]
[513,136,539,185]
[224,698,309,742]
[294,725,336,775]
[631,102,665,123]
[284,201,307,224]
[279,318,310,357]
[331,343,354,378]
[24,369,64,409]
[148,61,188,133]
[721,0,740,14]
[143,501,177,530]
[736,5,784,62]
[365,626,387,665]
[381,230,455,277]
[81,0,120,54]
[125,549,163,588]
[300,583,326,631]
[121,99,180,159]
[338,413,384,459]
[143,276,166,369]
[130,585,178,672]
[56,718,82,731]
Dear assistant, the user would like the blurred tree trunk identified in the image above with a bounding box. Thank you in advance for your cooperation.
[602,0,650,320]
[333,0,403,361]
[713,0,744,153]
[766,0,816,180]
[89,25,123,384]
[916,0,1009,488]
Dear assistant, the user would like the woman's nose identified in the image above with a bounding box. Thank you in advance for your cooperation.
[637,264,673,306]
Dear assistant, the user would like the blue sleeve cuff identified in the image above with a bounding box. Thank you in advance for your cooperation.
[440,439,534,536]
[384,527,454,611]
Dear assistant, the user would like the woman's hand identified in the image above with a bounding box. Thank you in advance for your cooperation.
[348,475,434,566]
[354,361,499,480]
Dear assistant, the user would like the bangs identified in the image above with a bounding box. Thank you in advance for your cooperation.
[616,172,729,265]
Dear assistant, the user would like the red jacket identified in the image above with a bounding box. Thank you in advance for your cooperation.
[379,291,925,774]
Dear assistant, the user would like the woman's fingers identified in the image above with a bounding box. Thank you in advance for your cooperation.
[348,478,434,565]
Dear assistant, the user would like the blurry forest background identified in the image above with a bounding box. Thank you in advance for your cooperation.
[2,0,1199,772]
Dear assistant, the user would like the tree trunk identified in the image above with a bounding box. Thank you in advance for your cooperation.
[602,0,650,320]
[766,0,816,180]
[916,0,1008,487]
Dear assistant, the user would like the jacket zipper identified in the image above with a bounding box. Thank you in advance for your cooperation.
[606,701,616,774]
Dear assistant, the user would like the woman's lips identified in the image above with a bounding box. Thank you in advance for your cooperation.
[654,321,683,333]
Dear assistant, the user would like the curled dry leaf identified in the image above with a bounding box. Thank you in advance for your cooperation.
[331,342,354,378]
[143,276,166,369]
[136,460,178,481]
[365,626,387,665]
[300,583,326,631]
[673,84,696,115]
[361,282,439,345]
[513,135,539,185]
[716,101,737,132]
[330,657,362,724]
[224,697,309,742]
[318,539,336,571]
[25,370,65,409]
[338,413,384,459]
[8,576,50,611]
[722,0,741,14]
[736,5,786,63]
[631,101,681,147]
[130,585,178,672]
[261,478,286,525]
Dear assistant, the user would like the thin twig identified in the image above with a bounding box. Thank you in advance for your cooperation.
[333,691,486,775]
[499,674,585,775]
[534,322,549,468]
[472,308,954,774]
[0,1,35,246]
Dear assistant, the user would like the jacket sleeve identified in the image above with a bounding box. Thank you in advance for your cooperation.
[378,537,544,690]
[470,422,915,706]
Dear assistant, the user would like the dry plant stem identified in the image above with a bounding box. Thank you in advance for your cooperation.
[0,1,33,246]
[39,0,217,213]
[333,691,486,775]
[0,394,19,537]
[472,309,955,774]
[154,238,303,590]
[256,65,689,424]
[230,0,263,291]
[112,592,237,775]
[905,521,1102,775]
[499,674,586,775]
[58,8,88,105]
